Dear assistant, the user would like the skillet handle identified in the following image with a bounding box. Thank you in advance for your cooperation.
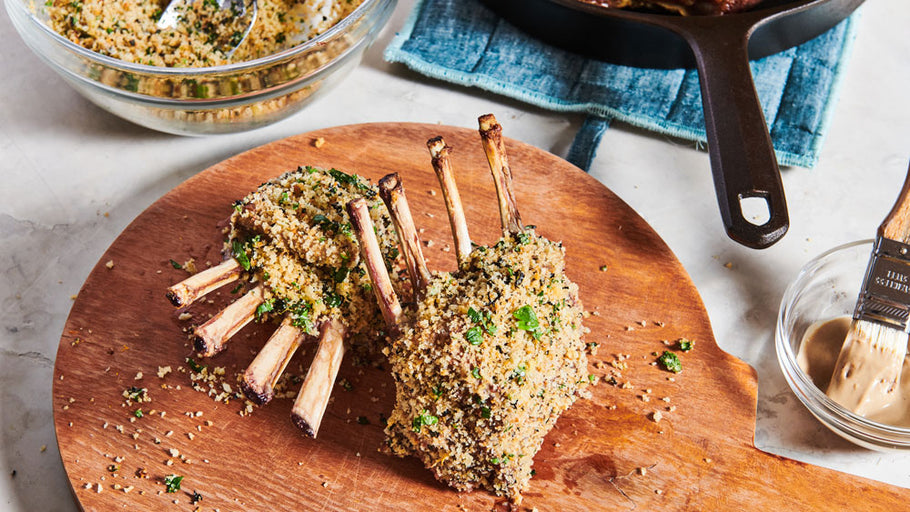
[685,24,789,249]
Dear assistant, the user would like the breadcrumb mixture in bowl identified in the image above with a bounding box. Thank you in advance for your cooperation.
[6,0,395,133]
[47,0,363,67]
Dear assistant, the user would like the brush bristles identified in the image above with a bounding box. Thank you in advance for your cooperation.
[826,319,908,416]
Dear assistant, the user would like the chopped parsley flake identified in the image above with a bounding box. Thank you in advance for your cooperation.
[513,305,539,331]
[186,357,206,373]
[465,326,483,346]
[333,266,350,283]
[231,239,251,271]
[255,298,275,319]
[467,307,496,335]
[411,410,438,432]
[658,351,682,373]
[511,364,527,384]
[164,474,183,493]
[678,338,695,351]
[323,291,343,309]
[289,303,315,334]
[125,386,146,401]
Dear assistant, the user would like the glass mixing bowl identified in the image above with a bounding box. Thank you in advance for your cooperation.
[5,0,396,135]
[776,240,910,451]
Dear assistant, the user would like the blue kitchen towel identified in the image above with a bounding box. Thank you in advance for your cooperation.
[384,0,859,171]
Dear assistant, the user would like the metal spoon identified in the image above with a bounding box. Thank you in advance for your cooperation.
[156,0,258,57]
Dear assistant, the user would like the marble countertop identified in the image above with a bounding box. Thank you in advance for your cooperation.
[2,0,909,509]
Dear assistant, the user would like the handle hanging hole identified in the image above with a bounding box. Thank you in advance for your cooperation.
[739,196,771,227]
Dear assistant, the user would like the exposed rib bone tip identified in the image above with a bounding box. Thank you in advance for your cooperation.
[166,290,184,308]
[478,113,499,132]
[291,413,318,438]
[192,334,209,355]
[166,258,242,308]
[240,379,273,406]
[427,136,446,154]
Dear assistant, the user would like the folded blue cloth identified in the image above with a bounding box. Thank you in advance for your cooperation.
[384,0,859,171]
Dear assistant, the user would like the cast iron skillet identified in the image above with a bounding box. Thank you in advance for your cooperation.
[480,0,864,249]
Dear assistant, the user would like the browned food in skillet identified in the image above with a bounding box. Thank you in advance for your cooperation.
[578,0,763,15]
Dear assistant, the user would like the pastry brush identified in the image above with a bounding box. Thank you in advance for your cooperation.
[827,164,910,415]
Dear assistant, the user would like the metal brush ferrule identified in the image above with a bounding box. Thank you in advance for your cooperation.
[854,238,910,332]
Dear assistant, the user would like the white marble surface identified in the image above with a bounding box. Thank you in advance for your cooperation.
[1,0,909,509]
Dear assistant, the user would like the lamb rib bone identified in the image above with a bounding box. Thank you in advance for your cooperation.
[427,137,472,268]
[241,317,308,405]
[290,318,346,438]
[166,258,242,308]
[193,286,264,357]
[347,198,403,330]
[290,195,410,437]
[379,172,431,299]
[478,114,523,234]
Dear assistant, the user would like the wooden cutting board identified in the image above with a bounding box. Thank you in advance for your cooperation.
[54,123,907,511]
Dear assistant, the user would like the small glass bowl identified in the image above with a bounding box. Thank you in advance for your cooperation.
[5,0,396,135]
[776,239,910,451]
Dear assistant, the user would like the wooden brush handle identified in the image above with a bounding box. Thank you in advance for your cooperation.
[880,162,910,242]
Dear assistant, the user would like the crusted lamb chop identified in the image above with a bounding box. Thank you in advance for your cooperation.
[350,115,589,505]
[578,0,763,15]
[166,166,400,437]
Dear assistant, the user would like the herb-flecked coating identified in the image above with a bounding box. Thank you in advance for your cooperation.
[382,230,588,501]
[228,166,399,347]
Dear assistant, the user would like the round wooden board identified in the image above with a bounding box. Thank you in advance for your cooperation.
[54,123,907,511]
